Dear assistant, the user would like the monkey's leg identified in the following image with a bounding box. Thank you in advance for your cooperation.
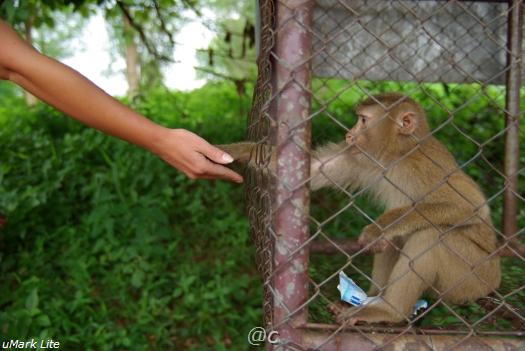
[338,231,438,324]
[435,227,501,304]
[367,247,399,296]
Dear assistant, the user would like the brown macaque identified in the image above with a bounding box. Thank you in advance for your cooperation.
[218,93,500,325]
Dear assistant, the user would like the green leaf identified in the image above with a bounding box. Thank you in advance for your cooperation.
[131,270,144,288]
[36,314,51,327]
[25,288,39,310]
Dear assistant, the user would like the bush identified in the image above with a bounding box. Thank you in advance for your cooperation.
[0,82,262,350]
[0,80,523,349]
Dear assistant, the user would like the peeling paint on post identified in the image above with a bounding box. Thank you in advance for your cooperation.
[270,0,313,349]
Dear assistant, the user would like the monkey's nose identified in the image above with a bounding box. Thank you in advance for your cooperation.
[346,133,355,144]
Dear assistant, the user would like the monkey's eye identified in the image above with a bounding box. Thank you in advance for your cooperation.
[360,117,366,124]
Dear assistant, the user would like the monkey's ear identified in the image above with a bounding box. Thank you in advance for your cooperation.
[397,112,417,135]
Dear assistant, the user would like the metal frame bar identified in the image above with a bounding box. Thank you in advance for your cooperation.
[310,239,525,256]
[301,329,525,351]
[503,0,523,241]
[270,0,314,348]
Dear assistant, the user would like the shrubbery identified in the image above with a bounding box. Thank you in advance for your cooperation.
[0,81,523,349]
[0,82,259,350]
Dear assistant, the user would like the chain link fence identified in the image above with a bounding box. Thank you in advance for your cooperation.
[246,0,524,349]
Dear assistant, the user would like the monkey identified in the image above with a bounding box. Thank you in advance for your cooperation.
[218,93,501,325]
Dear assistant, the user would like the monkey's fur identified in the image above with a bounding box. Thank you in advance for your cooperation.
[219,93,500,325]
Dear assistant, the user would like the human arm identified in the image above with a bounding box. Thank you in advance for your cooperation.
[0,20,242,183]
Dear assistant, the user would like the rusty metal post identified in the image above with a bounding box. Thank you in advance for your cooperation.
[301,330,525,351]
[503,0,523,240]
[270,0,313,349]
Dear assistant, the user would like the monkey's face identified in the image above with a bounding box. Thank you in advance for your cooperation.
[347,102,420,158]
[346,106,391,155]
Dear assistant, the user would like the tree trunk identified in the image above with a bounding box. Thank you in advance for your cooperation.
[123,14,140,101]
[24,17,38,106]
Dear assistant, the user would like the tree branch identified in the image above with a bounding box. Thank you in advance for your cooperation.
[181,0,202,17]
[194,66,246,83]
[196,48,253,63]
[153,0,175,47]
[117,1,174,63]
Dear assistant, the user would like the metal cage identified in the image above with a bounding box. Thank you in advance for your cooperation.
[247,0,524,349]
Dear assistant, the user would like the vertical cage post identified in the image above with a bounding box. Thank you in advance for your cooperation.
[271,0,313,348]
[503,0,523,241]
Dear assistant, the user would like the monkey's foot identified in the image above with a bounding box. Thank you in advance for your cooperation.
[328,301,345,316]
[334,304,405,325]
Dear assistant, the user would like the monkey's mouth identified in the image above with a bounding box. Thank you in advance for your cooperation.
[345,138,361,154]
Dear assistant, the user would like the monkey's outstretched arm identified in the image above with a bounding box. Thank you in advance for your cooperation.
[310,142,367,190]
[217,141,366,191]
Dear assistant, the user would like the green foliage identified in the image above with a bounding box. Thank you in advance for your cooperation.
[0,83,259,350]
[0,82,25,125]
[0,80,523,350]
[31,9,87,59]
[196,0,257,83]
[103,0,205,91]
[0,1,93,30]
[133,82,252,134]
[0,0,90,82]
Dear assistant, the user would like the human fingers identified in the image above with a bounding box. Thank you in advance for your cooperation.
[196,138,234,165]
[201,162,243,183]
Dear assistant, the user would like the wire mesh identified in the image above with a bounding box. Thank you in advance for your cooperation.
[246,0,525,350]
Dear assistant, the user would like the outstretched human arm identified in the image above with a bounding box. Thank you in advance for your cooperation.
[0,20,242,183]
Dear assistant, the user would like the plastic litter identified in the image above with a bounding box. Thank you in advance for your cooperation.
[337,271,428,316]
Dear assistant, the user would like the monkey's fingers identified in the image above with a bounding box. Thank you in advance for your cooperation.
[334,308,360,326]
[335,307,367,326]
[329,302,357,325]
[328,301,344,316]
[357,224,382,246]
[348,318,359,326]
[369,239,389,253]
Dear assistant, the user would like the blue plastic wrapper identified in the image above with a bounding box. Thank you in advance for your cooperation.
[412,299,428,315]
[338,271,428,316]
[337,271,367,306]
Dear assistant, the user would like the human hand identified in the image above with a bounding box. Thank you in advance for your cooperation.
[0,19,240,185]
[0,65,9,80]
[151,128,243,183]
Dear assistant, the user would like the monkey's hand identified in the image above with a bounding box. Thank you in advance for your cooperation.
[216,142,256,164]
[358,224,388,253]
[217,142,277,172]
